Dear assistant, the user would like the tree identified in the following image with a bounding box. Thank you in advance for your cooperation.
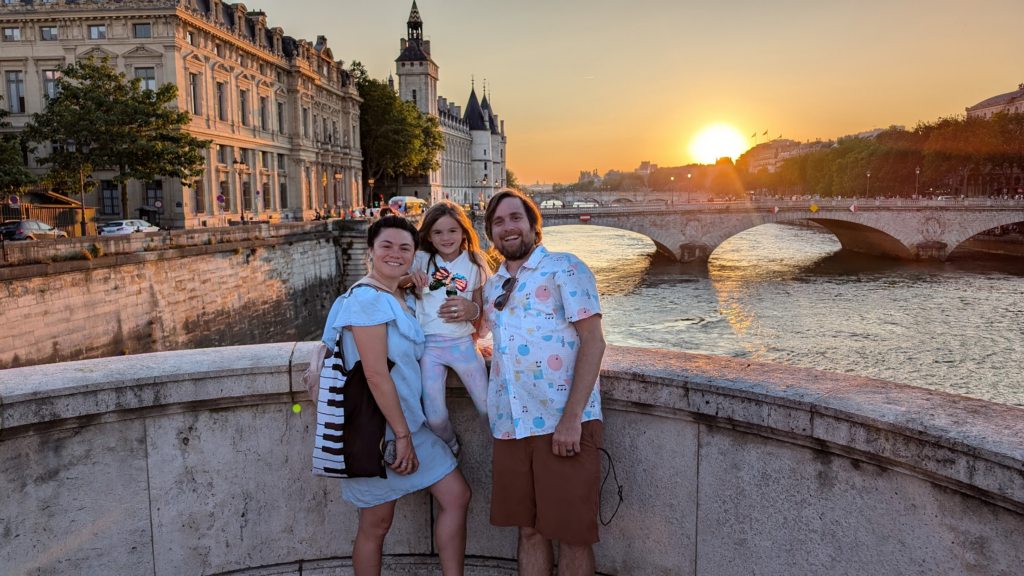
[0,96,36,197]
[350,61,444,203]
[23,57,210,218]
[505,168,520,191]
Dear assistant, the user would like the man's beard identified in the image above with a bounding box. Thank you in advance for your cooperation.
[495,235,533,261]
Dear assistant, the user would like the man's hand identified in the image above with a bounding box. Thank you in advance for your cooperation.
[552,417,582,457]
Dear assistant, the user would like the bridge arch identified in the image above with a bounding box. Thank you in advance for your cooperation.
[699,215,917,261]
[540,220,678,259]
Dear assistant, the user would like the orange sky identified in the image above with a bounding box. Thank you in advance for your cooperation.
[255,0,1024,184]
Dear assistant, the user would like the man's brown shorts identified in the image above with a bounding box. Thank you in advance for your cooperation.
[490,420,603,546]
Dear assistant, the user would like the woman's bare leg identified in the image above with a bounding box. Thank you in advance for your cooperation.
[353,500,397,576]
[428,469,472,575]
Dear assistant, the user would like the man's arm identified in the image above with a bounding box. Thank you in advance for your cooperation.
[551,314,606,457]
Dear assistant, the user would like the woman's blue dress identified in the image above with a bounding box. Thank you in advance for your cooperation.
[324,285,456,508]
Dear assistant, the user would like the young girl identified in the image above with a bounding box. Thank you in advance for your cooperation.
[405,201,490,456]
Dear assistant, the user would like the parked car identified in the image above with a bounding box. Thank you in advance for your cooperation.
[99,220,159,235]
[0,219,68,240]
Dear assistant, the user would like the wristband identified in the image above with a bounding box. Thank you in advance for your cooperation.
[468,302,481,322]
[394,431,411,440]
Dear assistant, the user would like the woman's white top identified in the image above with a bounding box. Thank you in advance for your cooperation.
[411,250,486,338]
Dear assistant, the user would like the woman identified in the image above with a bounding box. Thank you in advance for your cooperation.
[326,215,471,576]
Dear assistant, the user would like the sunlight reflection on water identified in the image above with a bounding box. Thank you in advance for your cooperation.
[542,223,1024,407]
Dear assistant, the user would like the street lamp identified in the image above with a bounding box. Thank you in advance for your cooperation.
[687,172,692,203]
[866,169,871,197]
[233,155,247,223]
[66,139,89,236]
[367,177,375,208]
[915,166,920,198]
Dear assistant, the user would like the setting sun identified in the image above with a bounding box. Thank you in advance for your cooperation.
[688,123,749,164]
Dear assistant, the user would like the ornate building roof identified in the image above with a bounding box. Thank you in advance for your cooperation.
[967,84,1024,112]
[464,88,489,131]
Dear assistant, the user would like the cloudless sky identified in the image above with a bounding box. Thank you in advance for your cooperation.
[252,0,1024,184]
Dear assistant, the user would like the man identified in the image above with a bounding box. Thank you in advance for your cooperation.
[482,189,606,576]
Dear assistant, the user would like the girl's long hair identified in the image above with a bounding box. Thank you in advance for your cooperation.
[418,200,489,277]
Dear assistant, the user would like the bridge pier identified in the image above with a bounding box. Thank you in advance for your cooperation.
[676,244,714,263]
[911,241,951,261]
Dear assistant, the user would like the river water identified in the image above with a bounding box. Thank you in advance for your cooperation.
[541,224,1024,407]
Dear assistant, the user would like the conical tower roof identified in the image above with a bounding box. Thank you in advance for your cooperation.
[408,1,422,24]
[464,88,489,131]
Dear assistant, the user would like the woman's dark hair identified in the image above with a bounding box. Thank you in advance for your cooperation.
[367,215,419,250]
[418,200,488,274]
[484,188,543,245]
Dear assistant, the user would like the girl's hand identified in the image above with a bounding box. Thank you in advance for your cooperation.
[390,435,419,476]
[440,296,474,323]
[409,271,430,288]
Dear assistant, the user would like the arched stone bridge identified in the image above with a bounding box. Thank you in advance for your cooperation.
[538,198,1024,262]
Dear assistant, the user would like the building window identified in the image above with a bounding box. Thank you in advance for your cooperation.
[6,71,25,114]
[40,26,58,41]
[259,96,268,130]
[261,150,271,169]
[276,101,284,133]
[101,182,120,215]
[135,67,156,91]
[302,108,309,137]
[239,89,250,126]
[216,82,226,121]
[187,31,196,46]
[242,181,252,212]
[216,144,227,164]
[145,181,163,224]
[322,118,328,143]
[220,180,230,211]
[276,70,284,83]
[133,23,151,38]
[279,182,288,209]
[260,179,269,210]
[194,179,206,214]
[189,73,201,115]
[2,28,20,42]
[43,70,60,101]
[88,25,106,40]
[214,44,222,57]
[411,89,417,105]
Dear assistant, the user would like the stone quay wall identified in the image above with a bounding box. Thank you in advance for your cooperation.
[1,344,1021,575]
[0,221,370,369]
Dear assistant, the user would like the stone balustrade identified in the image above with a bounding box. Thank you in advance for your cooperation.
[1,344,1022,575]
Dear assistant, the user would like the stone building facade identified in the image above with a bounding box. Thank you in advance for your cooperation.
[0,0,362,229]
[390,2,506,206]
[966,83,1024,119]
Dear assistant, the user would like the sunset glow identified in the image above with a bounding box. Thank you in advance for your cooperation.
[688,124,749,165]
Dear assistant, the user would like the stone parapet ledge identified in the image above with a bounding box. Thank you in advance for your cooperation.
[598,347,1024,514]
[0,221,333,270]
[0,343,303,436]
[3,343,1024,575]
[2,343,1022,512]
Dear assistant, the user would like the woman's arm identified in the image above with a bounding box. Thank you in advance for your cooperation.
[351,324,419,475]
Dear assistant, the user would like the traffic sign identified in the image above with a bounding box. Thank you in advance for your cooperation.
[154,200,163,209]
[771,206,778,213]
[8,195,19,206]
[809,204,819,213]
[216,195,226,204]
[850,204,858,212]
